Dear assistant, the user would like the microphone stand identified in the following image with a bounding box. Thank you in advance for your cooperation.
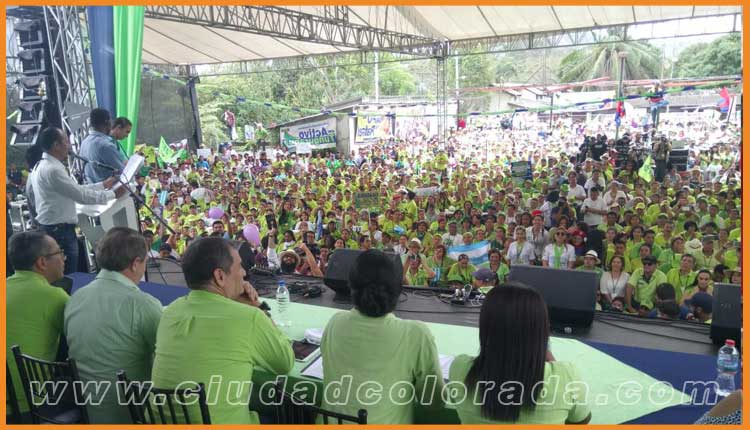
[77,157,176,282]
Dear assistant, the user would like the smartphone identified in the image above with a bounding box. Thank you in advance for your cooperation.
[292,340,319,362]
[265,214,277,229]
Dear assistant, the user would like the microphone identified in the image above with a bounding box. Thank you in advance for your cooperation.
[68,151,92,164]
[69,151,120,173]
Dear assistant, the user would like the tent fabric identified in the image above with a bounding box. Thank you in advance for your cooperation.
[141,6,741,66]
[87,6,116,117]
[114,6,145,156]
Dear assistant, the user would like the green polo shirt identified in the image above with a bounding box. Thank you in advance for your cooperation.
[479,261,510,283]
[666,268,697,303]
[6,271,69,412]
[151,290,294,424]
[321,309,444,424]
[64,270,163,424]
[448,355,590,424]
[628,268,668,310]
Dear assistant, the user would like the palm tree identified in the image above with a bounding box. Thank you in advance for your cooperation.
[557,32,663,85]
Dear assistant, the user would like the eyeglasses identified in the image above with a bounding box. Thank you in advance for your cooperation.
[44,249,66,259]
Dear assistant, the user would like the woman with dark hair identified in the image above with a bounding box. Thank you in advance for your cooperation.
[320,250,444,423]
[449,283,591,424]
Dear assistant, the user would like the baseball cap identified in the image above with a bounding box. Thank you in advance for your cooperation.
[642,255,657,265]
[690,292,713,314]
[472,267,496,282]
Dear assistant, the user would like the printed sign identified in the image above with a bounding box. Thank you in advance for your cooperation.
[280,118,337,152]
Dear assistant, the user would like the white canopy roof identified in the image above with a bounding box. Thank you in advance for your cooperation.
[141,6,741,65]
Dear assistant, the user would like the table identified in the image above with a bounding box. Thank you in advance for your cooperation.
[69,273,737,424]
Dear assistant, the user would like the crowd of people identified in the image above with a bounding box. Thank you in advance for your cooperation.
[6,106,743,425]
[123,115,741,322]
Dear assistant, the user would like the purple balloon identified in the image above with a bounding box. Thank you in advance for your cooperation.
[243,224,260,246]
[208,207,224,219]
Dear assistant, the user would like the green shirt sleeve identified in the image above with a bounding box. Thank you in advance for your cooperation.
[248,310,295,375]
[410,321,445,408]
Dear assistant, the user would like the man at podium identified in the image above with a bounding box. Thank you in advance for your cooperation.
[28,127,126,274]
[80,108,127,184]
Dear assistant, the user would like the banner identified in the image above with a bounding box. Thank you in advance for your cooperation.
[413,186,440,197]
[510,161,532,184]
[113,6,144,156]
[353,192,380,210]
[355,115,391,143]
[447,241,490,266]
[280,118,337,153]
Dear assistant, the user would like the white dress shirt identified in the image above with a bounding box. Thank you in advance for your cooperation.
[29,152,116,225]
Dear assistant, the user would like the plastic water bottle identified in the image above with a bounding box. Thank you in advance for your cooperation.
[276,280,290,328]
[715,339,739,397]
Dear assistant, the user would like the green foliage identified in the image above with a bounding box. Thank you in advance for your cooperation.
[674,34,741,78]
[556,38,663,84]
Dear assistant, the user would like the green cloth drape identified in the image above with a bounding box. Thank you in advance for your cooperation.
[113,6,144,157]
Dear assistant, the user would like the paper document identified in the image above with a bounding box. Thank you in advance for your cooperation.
[301,354,455,381]
[115,154,144,188]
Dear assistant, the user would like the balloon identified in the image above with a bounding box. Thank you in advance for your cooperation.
[208,207,224,219]
[243,224,260,246]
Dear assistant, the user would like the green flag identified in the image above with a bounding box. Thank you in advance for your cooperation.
[114,6,145,156]
[158,137,175,167]
[638,155,654,183]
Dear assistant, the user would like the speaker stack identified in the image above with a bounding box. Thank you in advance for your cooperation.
[668,149,689,172]
[8,8,62,146]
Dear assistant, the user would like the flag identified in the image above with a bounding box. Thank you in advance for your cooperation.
[718,87,731,113]
[447,241,490,266]
[315,210,324,240]
[638,155,654,183]
[157,137,174,167]
[614,101,626,126]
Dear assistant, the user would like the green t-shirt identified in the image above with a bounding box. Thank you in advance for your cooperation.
[7,271,69,412]
[447,263,477,284]
[321,309,444,424]
[448,355,591,424]
[152,290,294,424]
[628,268,668,310]
[666,268,696,303]
[479,261,510,283]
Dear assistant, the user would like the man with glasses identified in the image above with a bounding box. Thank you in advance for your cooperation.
[64,227,161,423]
[6,231,69,414]
[624,255,667,316]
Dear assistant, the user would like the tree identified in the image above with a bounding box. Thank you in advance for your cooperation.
[674,34,741,78]
[556,33,663,84]
[378,65,416,96]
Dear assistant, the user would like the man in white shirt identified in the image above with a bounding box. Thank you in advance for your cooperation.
[566,171,587,204]
[441,221,464,248]
[29,127,125,274]
[581,187,609,228]
[583,169,606,194]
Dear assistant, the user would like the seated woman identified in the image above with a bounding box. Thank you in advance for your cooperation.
[448,283,591,425]
[402,254,435,287]
[320,250,444,423]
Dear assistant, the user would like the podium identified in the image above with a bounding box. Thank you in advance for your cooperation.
[76,196,139,250]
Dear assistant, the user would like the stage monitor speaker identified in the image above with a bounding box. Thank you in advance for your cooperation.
[507,265,597,329]
[324,249,403,299]
[710,283,742,349]
[146,258,187,288]
[230,240,256,274]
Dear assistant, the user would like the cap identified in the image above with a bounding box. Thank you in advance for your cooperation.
[409,238,422,246]
[690,292,713,314]
[635,203,646,210]
[472,267,496,282]
[641,255,657,265]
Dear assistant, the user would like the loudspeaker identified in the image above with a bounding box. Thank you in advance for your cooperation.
[711,283,742,348]
[507,265,598,329]
[230,240,256,274]
[669,149,689,172]
[324,249,403,299]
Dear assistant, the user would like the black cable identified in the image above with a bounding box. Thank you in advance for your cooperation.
[594,319,715,345]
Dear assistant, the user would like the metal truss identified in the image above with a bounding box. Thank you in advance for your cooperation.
[434,44,448,146]
[5,17,23,80]
[43,6,96,152]
[143,6,442,57]
[449,13,740,57]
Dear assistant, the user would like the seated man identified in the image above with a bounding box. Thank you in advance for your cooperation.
[64,227,162,423]
[321,250,444,423]
[6,231,69,414]
[624,255,667,316]
[151,237,294,424]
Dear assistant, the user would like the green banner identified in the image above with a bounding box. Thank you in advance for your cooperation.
[114,6,145,156]
[280,118,337,153]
